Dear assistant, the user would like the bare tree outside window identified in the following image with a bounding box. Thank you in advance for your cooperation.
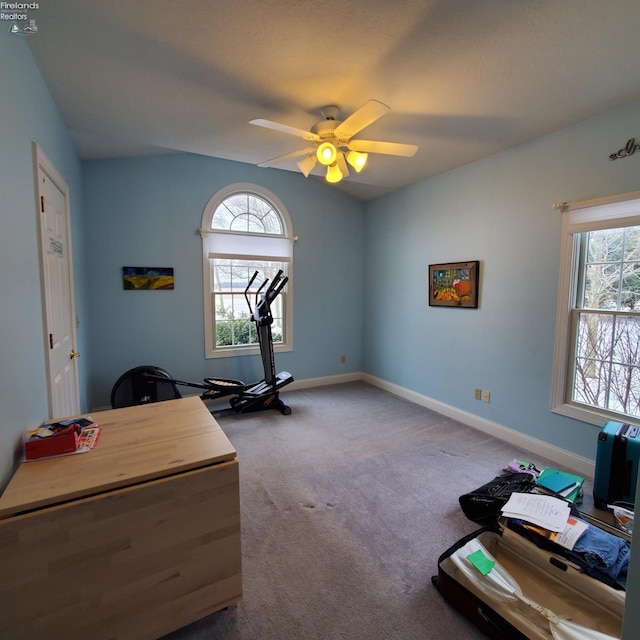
[572,225,640,418]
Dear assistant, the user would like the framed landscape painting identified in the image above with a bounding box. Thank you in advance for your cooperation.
[428,261,479,308]
[123,266,174,290]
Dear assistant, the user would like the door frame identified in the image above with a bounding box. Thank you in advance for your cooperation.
[32,142,80,417]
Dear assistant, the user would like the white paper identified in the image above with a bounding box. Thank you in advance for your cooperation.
[501,492,571,532]
[554,517,589,550]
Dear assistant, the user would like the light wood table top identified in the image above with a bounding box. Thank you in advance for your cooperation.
[0,396,236,519]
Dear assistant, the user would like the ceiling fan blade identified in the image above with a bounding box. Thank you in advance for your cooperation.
[258,147,316,168]
[250,119,320,142]
[333,100,390,140]
[347,139,418,157]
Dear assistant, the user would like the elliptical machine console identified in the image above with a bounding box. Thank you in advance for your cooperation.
[110,270,294,416]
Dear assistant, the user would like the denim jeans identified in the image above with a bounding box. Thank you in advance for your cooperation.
[566,518,630,589]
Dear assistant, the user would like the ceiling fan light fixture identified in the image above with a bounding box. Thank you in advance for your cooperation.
[316,141,337,166]
[297,154,317,178]
[251,99,417,184]
[346,150,368,173]
[325,163,343,183]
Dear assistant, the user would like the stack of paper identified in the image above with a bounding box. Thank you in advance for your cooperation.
[501,492,571,532]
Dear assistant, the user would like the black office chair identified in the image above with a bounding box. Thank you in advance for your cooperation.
[110,365,182,409]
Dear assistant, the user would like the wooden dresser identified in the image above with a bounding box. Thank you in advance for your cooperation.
[0,396,242,640]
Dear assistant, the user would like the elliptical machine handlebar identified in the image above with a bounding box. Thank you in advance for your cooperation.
[265,270,288,302]
[244,270,288,326]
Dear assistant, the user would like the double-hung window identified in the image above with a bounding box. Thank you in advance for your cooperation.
[201,184,294,358]
[552,192,640,425]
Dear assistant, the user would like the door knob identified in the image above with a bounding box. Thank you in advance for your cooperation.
[69,350,81,359]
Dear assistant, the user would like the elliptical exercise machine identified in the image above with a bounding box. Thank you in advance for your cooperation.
[205,269,293,415]
[110,270,294,416]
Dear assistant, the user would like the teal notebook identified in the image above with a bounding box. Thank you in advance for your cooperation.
[537,468,584,502]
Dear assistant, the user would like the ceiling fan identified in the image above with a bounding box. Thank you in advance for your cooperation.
[250,100,418,184]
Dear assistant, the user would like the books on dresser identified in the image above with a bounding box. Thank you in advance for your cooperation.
[25,416,101,460]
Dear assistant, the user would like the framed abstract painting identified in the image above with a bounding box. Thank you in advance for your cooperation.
[428,261,479,308]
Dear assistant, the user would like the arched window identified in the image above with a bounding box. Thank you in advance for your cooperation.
[201,184,294,358]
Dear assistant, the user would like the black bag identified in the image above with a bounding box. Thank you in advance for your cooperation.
[458,472,535,526]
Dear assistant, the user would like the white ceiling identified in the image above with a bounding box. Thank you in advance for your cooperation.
[25,0,640,201]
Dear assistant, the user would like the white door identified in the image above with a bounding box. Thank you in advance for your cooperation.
[34,144,80,418]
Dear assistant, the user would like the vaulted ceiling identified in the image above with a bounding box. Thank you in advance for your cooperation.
[25,0,640,200]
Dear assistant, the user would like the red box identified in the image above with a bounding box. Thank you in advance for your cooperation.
[25,425,80,460]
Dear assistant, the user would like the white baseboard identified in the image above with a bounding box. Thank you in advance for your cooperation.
[358,373,595,478]
[286,372,363,391]
[288,371,595,477]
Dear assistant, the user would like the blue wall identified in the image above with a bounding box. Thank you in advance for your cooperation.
[82,154,365,408]
[364,99,640,461]
[0,35,85,488]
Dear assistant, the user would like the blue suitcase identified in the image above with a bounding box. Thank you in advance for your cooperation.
[593,421,640,509]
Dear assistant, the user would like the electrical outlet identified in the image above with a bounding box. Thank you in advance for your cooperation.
[474,388,482,401]
[481,390,491,403]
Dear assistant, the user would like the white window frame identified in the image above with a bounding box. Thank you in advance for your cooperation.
[201,183,294,359]
[551,190,640,425]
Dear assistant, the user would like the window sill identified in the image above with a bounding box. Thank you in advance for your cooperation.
[206,343,292,359]
[551,401,628,428]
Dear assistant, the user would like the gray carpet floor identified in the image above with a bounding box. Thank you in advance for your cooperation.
[162,381,565,640]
